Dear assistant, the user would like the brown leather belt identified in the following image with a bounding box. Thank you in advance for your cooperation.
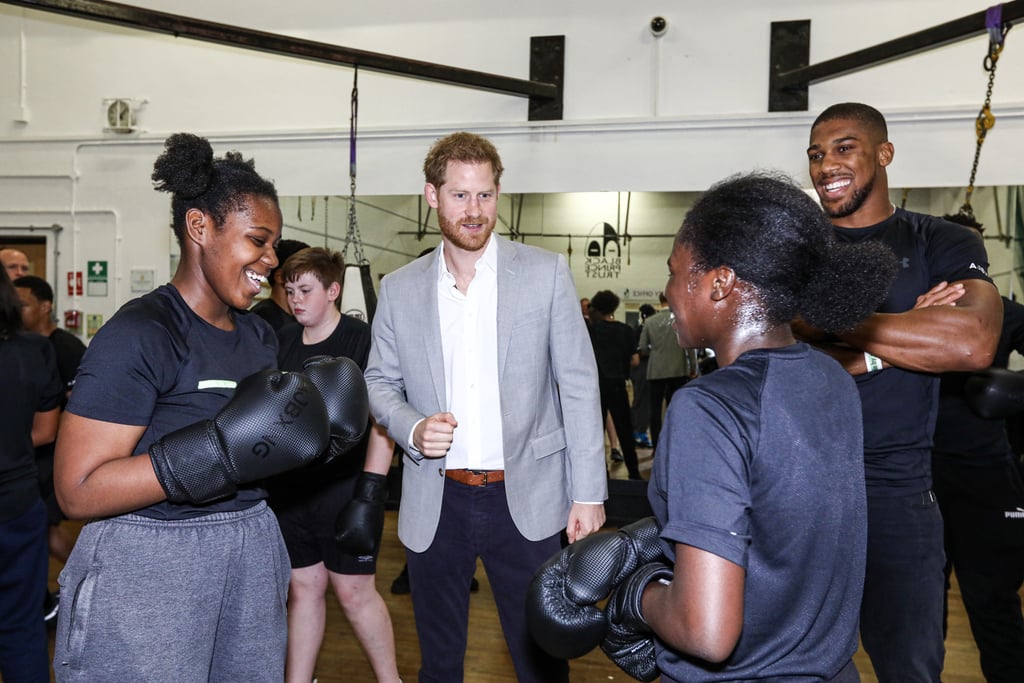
[445,469,505,487]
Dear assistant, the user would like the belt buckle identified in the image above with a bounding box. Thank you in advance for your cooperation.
[470,469,488,486]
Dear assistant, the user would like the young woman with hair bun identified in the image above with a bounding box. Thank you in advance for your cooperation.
[52,133,324,681]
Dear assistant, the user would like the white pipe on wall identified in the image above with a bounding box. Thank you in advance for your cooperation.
[16,20,30,123]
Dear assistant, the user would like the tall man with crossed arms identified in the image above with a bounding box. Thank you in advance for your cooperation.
[804,102,1002,681]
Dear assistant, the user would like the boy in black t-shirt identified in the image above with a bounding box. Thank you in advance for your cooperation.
[271,246,400,683]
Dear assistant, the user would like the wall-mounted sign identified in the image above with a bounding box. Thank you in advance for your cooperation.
[130,268,155,293]
[621,288,661,301]
[87,260,108,297]
[86,313,103,338]
[584,222,622,279]
[67,271,83,296]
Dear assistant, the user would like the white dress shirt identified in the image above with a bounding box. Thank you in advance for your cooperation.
[435,237,505,471]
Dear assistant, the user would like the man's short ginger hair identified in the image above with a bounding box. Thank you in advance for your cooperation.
[281,247,345,310]
[423,132,504,188]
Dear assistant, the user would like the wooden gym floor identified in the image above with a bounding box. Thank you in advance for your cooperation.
[40,446,1002,682]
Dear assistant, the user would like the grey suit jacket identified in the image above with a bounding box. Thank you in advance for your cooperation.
[640,309,700,380]
[365,234,607,552]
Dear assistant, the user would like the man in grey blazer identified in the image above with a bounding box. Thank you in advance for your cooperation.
[364,131,607,682]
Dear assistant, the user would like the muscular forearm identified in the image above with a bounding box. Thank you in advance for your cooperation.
[807,342,878,376]
[840,305,998,373]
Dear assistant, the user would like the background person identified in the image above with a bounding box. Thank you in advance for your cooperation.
[631,303,656,449]
[803,102,1002,681]
[587,289,642,480]
[14,275,86,623]
[0,247,31,279]
[364,131,606,682]
[0,265,62,683]
[932,293,1024,683]
[639,292,699,452]
[928,214,1024,683]
[270,246,400,683]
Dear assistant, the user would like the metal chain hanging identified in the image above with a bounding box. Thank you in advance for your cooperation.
[322,196,329,246]
[954,4,1011,224]
[343,66,368,265]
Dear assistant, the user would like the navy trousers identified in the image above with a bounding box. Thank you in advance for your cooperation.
[405,478,567,683]
[0,499,49,683]
[599,378,641,479]
[859,489,946,682]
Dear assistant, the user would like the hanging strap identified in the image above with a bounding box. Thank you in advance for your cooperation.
[343,66,367,265]
[958,4,1012,222]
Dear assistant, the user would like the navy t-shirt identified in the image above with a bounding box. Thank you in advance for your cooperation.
[648,344,866,681]
[832,208,992,492]
[0,332,62,521]
[67,284,278,519]
[933,296,1024,462]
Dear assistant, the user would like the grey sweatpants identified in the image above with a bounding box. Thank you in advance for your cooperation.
[54,502,290,683]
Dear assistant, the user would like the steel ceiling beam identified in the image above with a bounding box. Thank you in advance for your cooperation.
[770,1,1024,111]
[1,0,563,118]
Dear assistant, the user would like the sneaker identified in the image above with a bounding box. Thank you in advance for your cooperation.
[610,448,624,463]
[43,590,59,626]
[634,432,653,448]
[390,565,411,595]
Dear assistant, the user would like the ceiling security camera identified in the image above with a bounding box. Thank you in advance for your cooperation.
[650,16,668,37]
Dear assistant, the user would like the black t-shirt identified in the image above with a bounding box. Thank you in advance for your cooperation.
[276,316,371,374]
[49,327,86,403]
[67,284,278,519]
[0,332,62,521]
[933,296,1024,462]
[35,327,86,462]
[832,208,993,492]
[250,297,295,332]
[270,315,372,494]
[587,319,636,380]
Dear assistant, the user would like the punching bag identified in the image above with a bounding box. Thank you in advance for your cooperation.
[340,262,377,324]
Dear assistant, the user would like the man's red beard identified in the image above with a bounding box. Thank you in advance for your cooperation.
[439,214,494,252]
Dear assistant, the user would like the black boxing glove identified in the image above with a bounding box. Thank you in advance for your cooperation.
[149,370,330,505]
[302,355,370,462]
[964,367,1024,419]
[334,471,389,556]
[602,562,673,682]
[526,516,663,660]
